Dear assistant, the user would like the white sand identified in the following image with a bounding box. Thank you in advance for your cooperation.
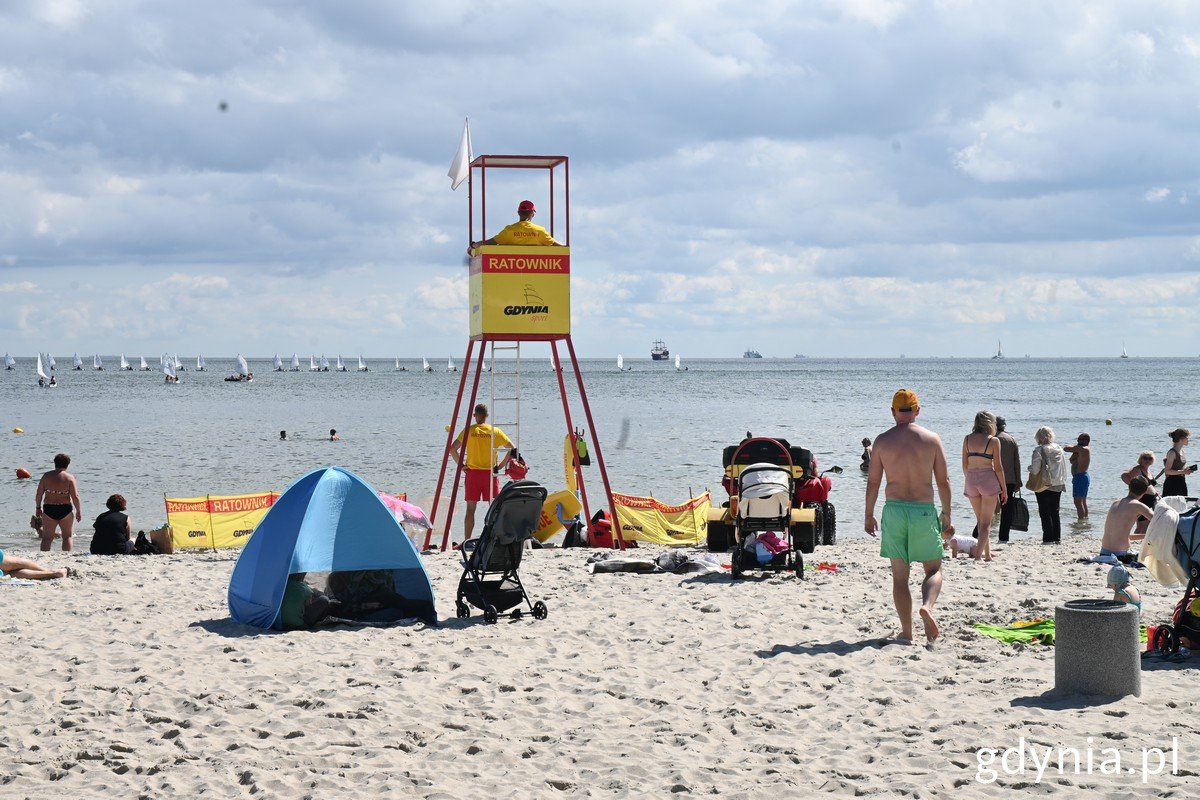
[1,539,1196,798]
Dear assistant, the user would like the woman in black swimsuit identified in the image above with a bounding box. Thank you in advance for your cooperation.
[35,453,81,552]
[1162,428,1196,498]
[1122,451,1159,537]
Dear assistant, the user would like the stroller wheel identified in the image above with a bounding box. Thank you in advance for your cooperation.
[484,606,498,624]
[794,552,805,580]
[511,608,523,620]
[455,601,470,619]
[1153,625,1179,655]
[730,546,744,579]
[532,601,548,620]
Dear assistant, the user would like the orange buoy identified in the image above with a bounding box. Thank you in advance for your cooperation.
[16,467,32,479]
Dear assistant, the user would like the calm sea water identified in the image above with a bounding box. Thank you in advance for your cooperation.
[2,356,1198,550]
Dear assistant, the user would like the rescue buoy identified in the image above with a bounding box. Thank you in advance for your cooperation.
[1105,419,1113,426]
[12,427,23,433]
[16,467,32,479]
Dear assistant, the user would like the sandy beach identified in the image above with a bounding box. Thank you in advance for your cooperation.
[1,537,1195,798]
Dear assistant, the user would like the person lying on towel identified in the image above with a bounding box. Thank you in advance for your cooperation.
[1092,477,1153,567]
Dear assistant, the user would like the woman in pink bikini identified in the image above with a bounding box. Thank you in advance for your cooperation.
[961,411,1007,561]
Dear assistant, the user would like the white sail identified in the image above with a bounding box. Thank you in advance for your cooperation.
[447,356,456,372]
[139,356,149,371]
[93,354,103,370]
[37,353,49,382]
[72,353,83,369]
[335,355,345,371]
[675,354,681,370]
[310,355,318,371]
[197,354,206,371]
[993,340,1004,359]
[320,355,329,370]
[159,354,166,368]
[48,354,56,370]
[3,353,15,369]
[273,354,283,371]
[1121,342,1129,359]
[357,355,367,371]
[120,355,130,370]
[162,356,176,379]
[236,354,249,376]
[291,353,300,371]
[394,358,401,371]
[422,357,431,372]
[616,355,624,371]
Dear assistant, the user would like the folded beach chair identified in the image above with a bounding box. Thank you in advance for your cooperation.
[455,480,548,624]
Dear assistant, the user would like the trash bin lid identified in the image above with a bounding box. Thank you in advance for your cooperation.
[1062,599,1127,611]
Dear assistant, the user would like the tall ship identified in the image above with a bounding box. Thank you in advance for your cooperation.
[650,339,670,361]
[743,348,762,359]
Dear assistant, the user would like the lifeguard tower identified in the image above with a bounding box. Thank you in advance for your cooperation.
[425,154,625,551]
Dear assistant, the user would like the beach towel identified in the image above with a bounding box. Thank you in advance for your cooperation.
[1141,504,1186,587]
[0,578,37,587]
[975,619,1148,646]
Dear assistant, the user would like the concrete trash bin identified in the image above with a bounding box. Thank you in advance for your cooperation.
[1055,599,1141,698]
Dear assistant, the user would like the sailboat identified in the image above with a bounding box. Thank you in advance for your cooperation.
[196,354,207,372]
[290,354,301,372]
[310,355,319,372]
[48,354,56,371]
[422,357,432,372]
[991,340,1004,360]
[394,358,405,372]
[357,355,369,372]
[320,355,330,371]
[1120,343,1130,359]
[162,356,177,383]
[675,354,687,372]
[139,356,150,371]
[616,354,631,371]
[119,355,131,371]
[72,353,83,370]
[272,354,284,372]
[3,353,15,370]
[173,354,185,372]
[37,353,51,386]
[447,356,456,373]
[224,354,252,382]
[93,354,105,371]
[335,355,346,372]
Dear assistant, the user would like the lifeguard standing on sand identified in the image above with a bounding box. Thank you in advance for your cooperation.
[864,389,952,647]
[452,404,514,539]
[471,200,563,248]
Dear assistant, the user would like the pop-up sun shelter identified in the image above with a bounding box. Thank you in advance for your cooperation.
[228,466,437,629]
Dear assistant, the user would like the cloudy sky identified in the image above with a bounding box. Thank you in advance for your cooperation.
[2,0,1199,358]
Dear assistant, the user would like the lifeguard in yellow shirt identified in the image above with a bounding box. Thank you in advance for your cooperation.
[452,403,515,538]
[472,200,563,248]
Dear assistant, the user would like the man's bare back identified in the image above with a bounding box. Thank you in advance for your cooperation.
[1101,496,1152,552]
[871,423,944,503]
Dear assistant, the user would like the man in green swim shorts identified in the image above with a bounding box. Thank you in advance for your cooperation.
[864,389,953,647]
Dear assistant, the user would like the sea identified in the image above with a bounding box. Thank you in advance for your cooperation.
[2,356,1198,551]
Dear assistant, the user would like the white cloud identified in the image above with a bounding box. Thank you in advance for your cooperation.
[1144,187,1170,202]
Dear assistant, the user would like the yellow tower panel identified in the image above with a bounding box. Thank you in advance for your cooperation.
[469,245,571,338]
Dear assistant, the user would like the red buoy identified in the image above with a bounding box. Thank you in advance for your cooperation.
[15,468,31,479]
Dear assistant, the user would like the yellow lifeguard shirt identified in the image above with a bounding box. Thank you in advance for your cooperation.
[454,423,513,470]
[493,220,557,246]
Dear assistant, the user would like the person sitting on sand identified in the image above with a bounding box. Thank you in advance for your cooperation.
[1107,564,1141,614]
[865,388,952,648]
[1,549,70,580]
[859,438,872,472]
[90,494,133,555]
[280,573,341,631]
[1096,476,1154,564]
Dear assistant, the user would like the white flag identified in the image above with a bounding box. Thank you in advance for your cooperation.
[447,117,472,190]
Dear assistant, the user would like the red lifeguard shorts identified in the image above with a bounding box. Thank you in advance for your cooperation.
[465,469,500,502]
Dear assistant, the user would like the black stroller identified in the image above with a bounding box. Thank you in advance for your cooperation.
[455,480,548,624]
[1150,503,1200,655]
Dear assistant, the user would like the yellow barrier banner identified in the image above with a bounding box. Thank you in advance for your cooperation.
[165,492,278,550]
[612,492,710,546]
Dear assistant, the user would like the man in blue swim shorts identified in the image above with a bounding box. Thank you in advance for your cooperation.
[865,389,953,647]
[1064,433,1091,520]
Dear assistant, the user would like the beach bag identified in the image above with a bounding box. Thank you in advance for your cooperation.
[1026,447,1050,493]
[30,514,41,533]
[1009,490,1030,532]
[133,531,160,555]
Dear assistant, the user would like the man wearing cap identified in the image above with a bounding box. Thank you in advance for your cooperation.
[451,403,514,540]
[471,200,563,248]
[864,389,952,647]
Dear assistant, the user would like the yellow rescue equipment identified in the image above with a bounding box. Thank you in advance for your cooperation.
[533,490,583,543]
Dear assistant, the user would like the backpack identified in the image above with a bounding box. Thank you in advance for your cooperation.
[133,531,160,555]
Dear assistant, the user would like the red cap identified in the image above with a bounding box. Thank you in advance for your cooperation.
[518,200,536,213]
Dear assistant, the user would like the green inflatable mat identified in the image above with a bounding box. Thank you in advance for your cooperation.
[974,619,1148,646]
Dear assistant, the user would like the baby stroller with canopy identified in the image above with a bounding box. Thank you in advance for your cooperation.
[455,480,549,624]
[1147,501,1200,655]
[730,439,807,578]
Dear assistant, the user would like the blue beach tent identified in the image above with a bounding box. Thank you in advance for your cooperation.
[228,466,437,629]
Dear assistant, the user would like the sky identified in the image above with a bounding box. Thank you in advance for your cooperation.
[2,0,1199,359]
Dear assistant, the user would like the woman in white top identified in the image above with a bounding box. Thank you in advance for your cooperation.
[1029,426,1069,543]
